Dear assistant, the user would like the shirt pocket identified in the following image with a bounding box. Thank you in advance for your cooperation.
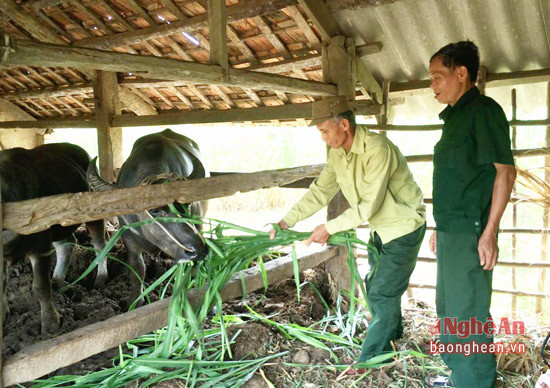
[451,133,472,167]
[337,178,359,207]
[434,139,455,168]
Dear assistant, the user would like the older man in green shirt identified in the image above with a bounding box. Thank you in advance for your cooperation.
[270,96,426,368]
[426,41,516,388]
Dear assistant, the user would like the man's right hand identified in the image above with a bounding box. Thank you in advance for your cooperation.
[429,231,437,255]
[269,220,289,240]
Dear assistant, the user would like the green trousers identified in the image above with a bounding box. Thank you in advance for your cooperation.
[436,231,496,388]
[357,224,425,362]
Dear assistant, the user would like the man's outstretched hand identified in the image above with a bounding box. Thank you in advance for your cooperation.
[305,224,330,246]
[269,220,289,240]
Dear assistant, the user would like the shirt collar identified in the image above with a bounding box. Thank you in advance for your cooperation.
[336,125,368,156]
[438,86,480,122]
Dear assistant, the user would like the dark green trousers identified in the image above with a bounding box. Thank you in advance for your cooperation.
[436,231,496,388]
[357,224,426,362]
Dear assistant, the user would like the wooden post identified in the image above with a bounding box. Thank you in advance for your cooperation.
[35,132,45,146]
[207,0,228,75]
[325,36,355,98]
[0,177,3,388]
[324,192,352,301]
[477,66,488,95]
[537,82,550,315]
[315,18,356,298]
[93,71,123,183]
[511,88,518,318]
[376,79,390,138]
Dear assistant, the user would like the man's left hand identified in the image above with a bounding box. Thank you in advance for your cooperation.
[478,232,498,270]
[305,224,330,246]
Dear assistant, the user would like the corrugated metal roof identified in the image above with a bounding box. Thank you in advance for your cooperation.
[336,0,550,83]
[332,0,550,120]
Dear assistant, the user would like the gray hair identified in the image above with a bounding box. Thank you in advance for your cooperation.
[331,110,356,129]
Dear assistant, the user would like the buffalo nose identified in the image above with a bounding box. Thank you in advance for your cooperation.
[186,246,198,259]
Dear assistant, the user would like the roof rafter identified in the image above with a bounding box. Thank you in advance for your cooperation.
[0,36,338,96]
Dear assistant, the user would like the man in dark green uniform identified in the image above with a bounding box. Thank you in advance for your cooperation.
[425,41,516,387]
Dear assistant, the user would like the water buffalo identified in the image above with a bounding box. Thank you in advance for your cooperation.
[87,129,209,303]
[1,143,106,333]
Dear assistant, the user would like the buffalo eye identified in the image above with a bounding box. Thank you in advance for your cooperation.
[149,208,162,217]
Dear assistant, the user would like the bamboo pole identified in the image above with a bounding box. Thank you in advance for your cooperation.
[538,82,550,314]
[358,254,550,269]
[358,224,550,234]
[511,88,518,318]
[408,283,548,299]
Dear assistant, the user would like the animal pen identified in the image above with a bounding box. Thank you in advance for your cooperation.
[0,0,548,386]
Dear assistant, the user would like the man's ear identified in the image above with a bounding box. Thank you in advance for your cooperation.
[456,65,470,82]
[339,118,351,132]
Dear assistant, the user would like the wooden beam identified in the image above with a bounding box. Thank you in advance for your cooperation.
[112,101,382,127]
[285,5,321,51]
[118,87,158,116]
[0,97,37,122]
[93,71,123,182]
[355,57,383,104]
[324,0,413,11]
[3,164,325,235]
[486,68,550,88]
[0,101,381,128]
[356,41,383,57]
[227,25,258,65]
[208,0,228,74]
[2,247,338,387]
[76,0,298,50]
[297,0,343,42]
[0,47,380,101]
[253,16,291,59]
[0,36,337,96]
[0,0,65,44]
[390,68,550,97]
[27,0,67,11]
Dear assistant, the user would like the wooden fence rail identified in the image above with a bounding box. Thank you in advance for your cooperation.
[2,164,324,235]
[409,283,548,299]
[356,254,550,269]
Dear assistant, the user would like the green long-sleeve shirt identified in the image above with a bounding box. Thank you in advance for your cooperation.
[283,125,426,244]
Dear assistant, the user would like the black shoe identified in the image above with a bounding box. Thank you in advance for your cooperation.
[425,376,454,387]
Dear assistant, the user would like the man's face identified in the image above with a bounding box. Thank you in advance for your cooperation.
[316,118,347,149]
[429,56,468,106]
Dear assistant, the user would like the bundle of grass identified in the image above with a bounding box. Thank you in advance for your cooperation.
[29,216,385,388]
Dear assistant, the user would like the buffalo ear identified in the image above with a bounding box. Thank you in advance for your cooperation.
[86,157,116,191]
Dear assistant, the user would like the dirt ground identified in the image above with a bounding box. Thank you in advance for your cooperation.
[2,229,545,388]
[2,225,175,365]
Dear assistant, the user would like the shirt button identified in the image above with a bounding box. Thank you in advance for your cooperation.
[474,222,479,226]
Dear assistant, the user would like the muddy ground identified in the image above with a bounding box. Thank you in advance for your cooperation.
[2,227,544,388]
[2,225,175,362]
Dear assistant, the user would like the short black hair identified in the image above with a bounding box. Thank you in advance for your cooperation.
[430,41,480,83]
[332,110,356,129]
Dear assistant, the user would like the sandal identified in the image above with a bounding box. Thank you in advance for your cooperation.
[345,361,367,376]
[425,376,454,387]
